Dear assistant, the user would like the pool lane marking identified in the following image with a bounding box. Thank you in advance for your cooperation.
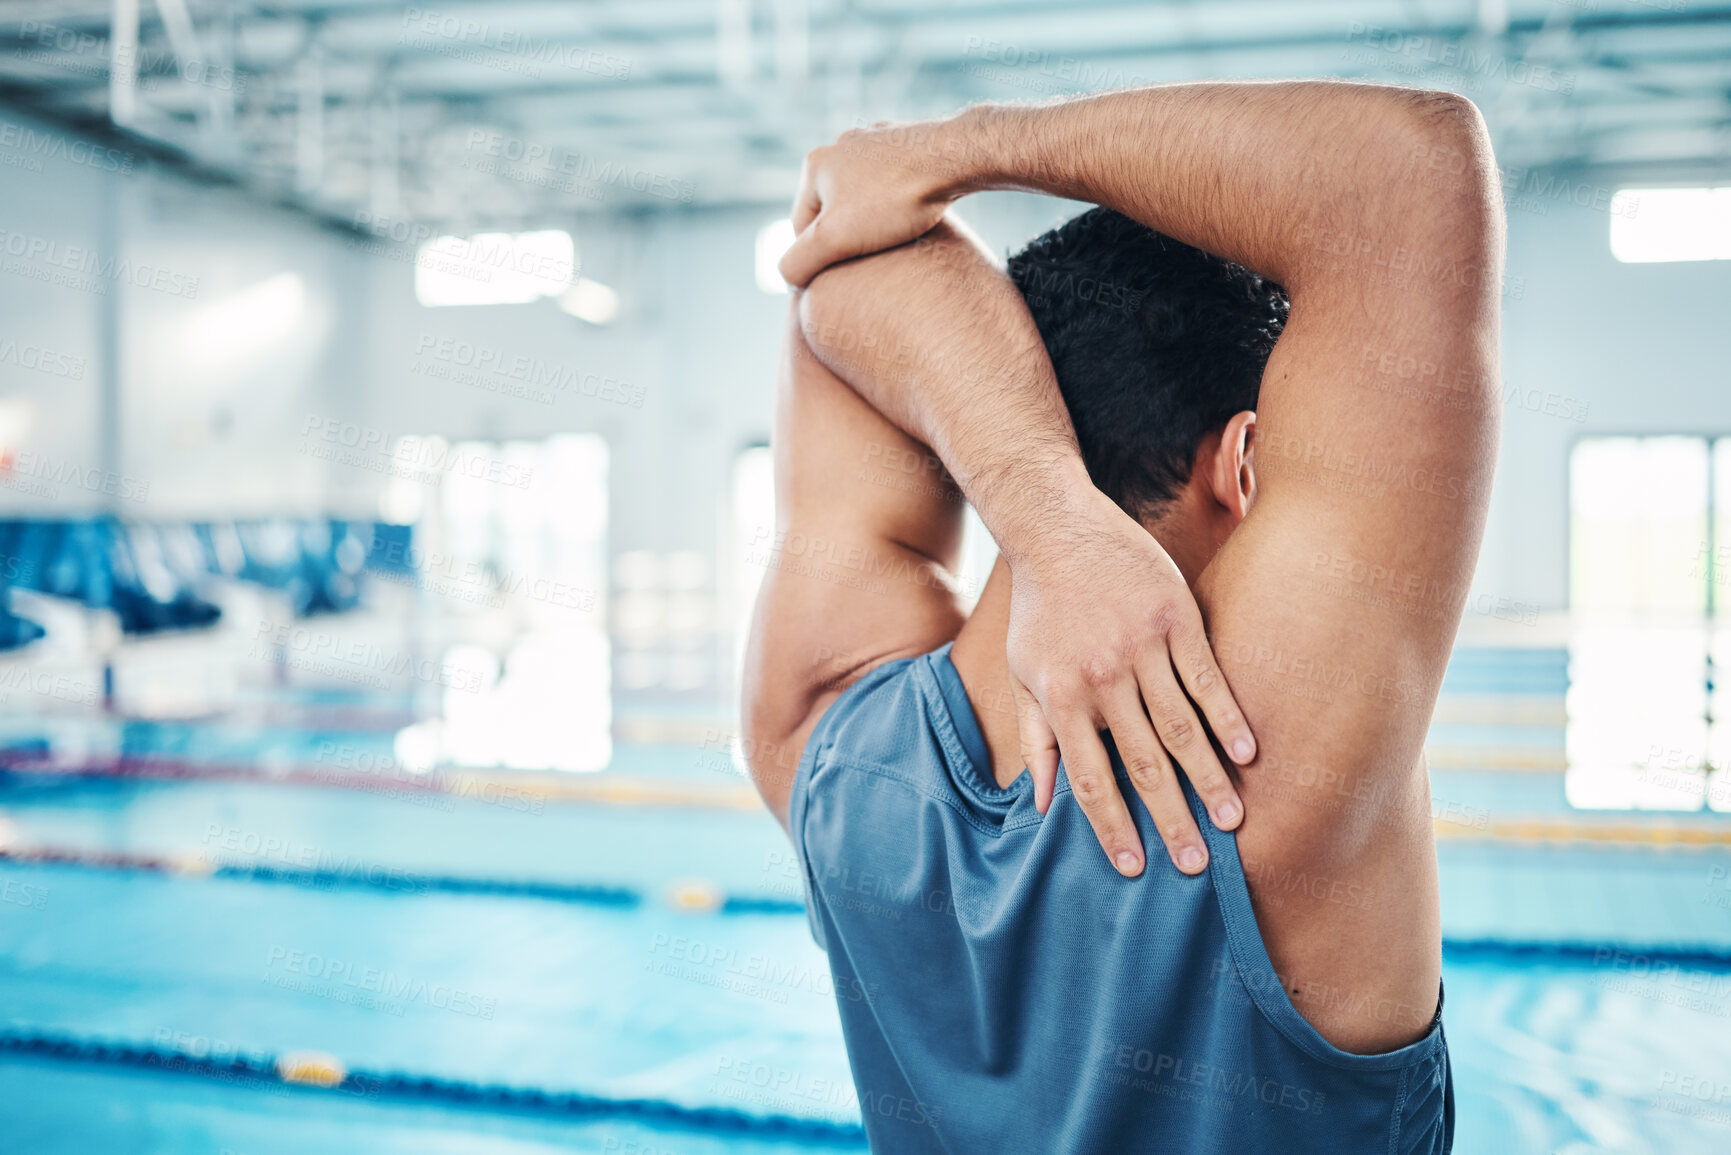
[9,750,1613,807]
[3,809,1727,923]
[1429,695,1568,726]
[0,755,766,811]
[0,1028,867,1143]
[1434,817,1731,848]
[0,844,807,914]
[8,765,1730,847]
[1440,938,1731,969]
[1423,746,1567,771]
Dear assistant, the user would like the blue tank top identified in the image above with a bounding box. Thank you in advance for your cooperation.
[788,645,1453,1153]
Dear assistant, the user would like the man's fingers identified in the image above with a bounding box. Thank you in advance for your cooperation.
[1170,618,1256,766]
[1136,652,1244,834]
[788,153,822,234]
[781,208,877,288]
[1012,676,1058,814]
[1050,710,1145,878]
[778,217,829,289]
[1100,694,1209,875]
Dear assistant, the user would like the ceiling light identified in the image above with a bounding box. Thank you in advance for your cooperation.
[557,277,621,325]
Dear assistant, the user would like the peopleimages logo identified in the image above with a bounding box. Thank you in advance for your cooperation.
[0,120,132,174]
[1342,24,1576,94]
[12,20,247,94]
[0,337,86,379]
[251,619,486,693]
[0,877,48,910]
[1104,1043,1327,1115]
[0,666,99,707]
[0,449,150,503]
[460,130,696,204]
[960,36,1154,91]
[0,226,200,299]
[299,417,535,490]
[399,8,633,79]
[264,945,497,1019]
[413,335,645,408]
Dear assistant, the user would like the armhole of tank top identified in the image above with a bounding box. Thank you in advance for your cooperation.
[788,656,927,931]
[1186,781,1447,1074]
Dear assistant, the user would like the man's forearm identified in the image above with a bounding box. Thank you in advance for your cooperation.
[879,81,1497,295]
[798,220,1104,567]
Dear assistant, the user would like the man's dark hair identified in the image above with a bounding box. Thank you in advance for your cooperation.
[1008,207,1289,523]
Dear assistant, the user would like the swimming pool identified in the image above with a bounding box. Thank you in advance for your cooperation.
[1,676,1728,1153]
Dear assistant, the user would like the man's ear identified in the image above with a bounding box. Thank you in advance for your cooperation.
[1207,410,1257,521]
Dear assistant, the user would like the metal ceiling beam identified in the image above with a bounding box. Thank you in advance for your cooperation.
[0,0,1724,228]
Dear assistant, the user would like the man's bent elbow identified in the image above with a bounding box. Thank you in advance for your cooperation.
[797,221,978,364]
[794,262,866,380]
[1395,90,1504,259]
[794,267,839,359]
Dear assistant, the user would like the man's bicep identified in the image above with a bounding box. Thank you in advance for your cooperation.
[741,309,970,823]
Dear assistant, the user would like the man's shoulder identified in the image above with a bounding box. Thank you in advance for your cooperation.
[802,650,943,775]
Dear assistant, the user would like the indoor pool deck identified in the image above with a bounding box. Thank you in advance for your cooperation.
[1,654,1729,1154]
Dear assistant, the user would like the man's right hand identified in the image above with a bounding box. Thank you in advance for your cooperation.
[779,118,974,289]
[1005,484,1253,877]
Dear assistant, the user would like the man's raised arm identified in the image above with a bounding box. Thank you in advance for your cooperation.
[789,81,1499,870]
[782,81,1498,298]
[784,81,1502,1051]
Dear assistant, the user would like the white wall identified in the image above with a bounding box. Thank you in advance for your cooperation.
[119,175,361,516]
[1488,194,1731,608]
[0,106,113,511]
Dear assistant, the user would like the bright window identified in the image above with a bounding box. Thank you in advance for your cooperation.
[958,506,998,610]
[725,443,999,662]
[611,548,714,693]
[390,434,611,772]
[414,229,575,306]
[1569,436,1709,615]
[1610,187,1731,263]
[755,219,795,293]
[1565,435,1730,811]
[729,444,775,685]
[556,277,620,325]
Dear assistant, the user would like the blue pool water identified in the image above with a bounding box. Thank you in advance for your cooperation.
[2,701,1730,1152]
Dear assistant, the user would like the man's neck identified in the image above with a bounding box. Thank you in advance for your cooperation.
[951,512,1206,788]
[949,557,1043,789]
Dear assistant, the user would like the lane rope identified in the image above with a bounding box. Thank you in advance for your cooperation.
[14,757,1731,846]
[3,845,1728,963]
[1441,938,1731,969]
[0,754,762,812]
[0,844,806,915]
[0,1027,867,1145]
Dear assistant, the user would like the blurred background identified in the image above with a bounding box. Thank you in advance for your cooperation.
[0,0,1727,1152]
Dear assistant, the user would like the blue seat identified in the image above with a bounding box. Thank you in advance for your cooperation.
[0,519,64,650]
[229,519,369,617]
[0,605,46,652]
[0,518,219,636]
[365,522,416,577]
[105,522,223,634]
[0,517,395,636]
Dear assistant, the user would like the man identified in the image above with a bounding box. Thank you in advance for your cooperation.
[743,80,1501,1152]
